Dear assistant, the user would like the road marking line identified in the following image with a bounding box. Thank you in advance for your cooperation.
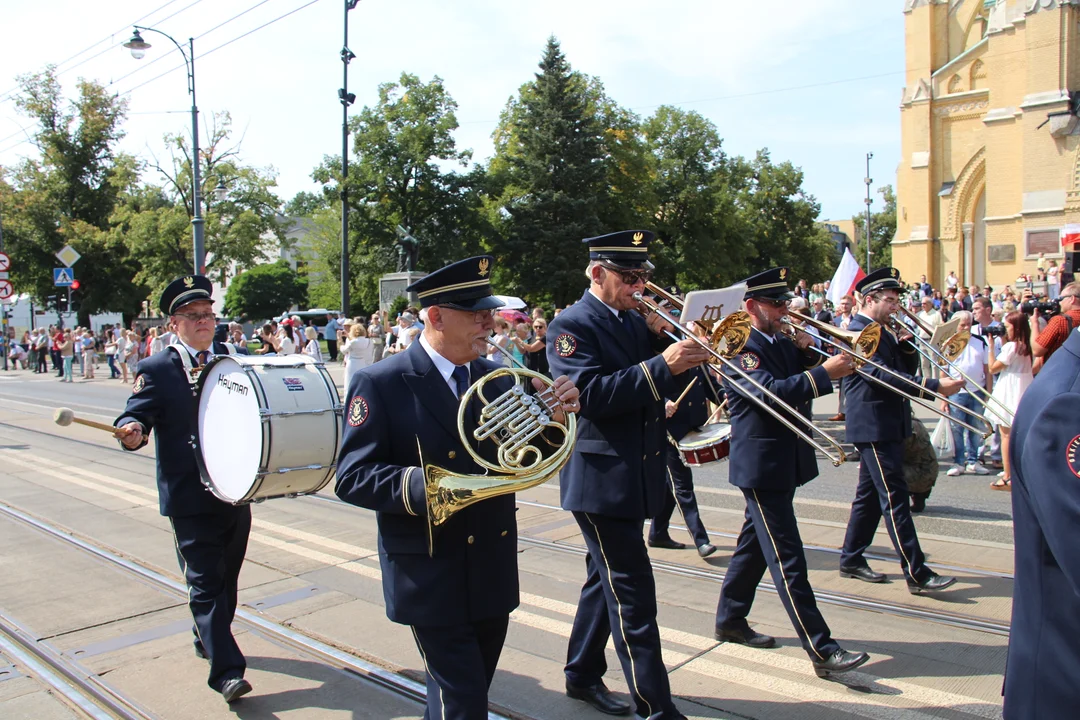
[2,451,1003,717]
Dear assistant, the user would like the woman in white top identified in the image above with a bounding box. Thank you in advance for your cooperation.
[487,316,511,366]
[1047,259,1061,300]
[985,311,1034,491]
[279,323,297,355]
[302,325,323,363]
[341,322,373,389]
[148,326,164,356]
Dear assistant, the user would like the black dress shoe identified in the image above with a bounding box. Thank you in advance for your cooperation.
[812,649,870,678]
[715,626,776,649]
[910,495,926,513]
[565,681,630,716]
[194,641,207,660]
[647,537,686,550]
[220,677,252,703]
[697,543,717,558]
[906,573,956,594]
[839,565,886,583]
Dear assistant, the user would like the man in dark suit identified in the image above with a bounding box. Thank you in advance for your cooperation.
[648,364,721,557]
[335,256,579,720]
[114,275,252,704]
[838,268,964,592]
[547,230,710,719]
[714,268,869,677]
[1003,327,1080,719]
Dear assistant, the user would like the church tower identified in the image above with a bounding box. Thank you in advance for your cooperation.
[893,0,1080,290]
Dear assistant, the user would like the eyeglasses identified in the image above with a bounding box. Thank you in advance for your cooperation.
[439,306,496,324]
[532,324,545,329]
[756,298,788,308]
[173,312,215,322]
[600,262,652,286]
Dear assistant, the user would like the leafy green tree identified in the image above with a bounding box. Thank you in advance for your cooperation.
[312,73,491,313]
[852,184,896,270]
[734,150,836,286]
[285,190,329,217]
[489,37,608,307]
[222,260,306,321]
[4,68,146,323]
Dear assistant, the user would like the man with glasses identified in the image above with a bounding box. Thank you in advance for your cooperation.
[838,268,964,594]
[335,256,580,720]
[113,275,252,704]
[547,230,710,719]
[1030,281,1080,367]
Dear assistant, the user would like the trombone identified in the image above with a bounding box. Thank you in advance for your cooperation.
[783,314,991,438]
[634,290,848,466]
[893,306,1012,419]
[419,340,576,555]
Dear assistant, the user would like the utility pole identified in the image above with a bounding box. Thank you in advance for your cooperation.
[0,189,6,371]
[864,152,874,273]
[339,0,360,317]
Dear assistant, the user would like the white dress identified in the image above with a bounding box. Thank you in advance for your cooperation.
[986,341,1033,428]
[342,336,372,390]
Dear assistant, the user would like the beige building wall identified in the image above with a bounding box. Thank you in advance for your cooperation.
[894,0,1080,291]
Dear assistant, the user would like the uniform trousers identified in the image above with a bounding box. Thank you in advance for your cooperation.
[715,488,840,661]
[170,506,251,692]
[649,445,709,547]
[840,441,931,583]
[411,615,509,720]
[566,512,678,719]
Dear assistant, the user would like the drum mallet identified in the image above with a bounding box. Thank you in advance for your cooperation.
[53,407,121,436]
[669,377,699,413]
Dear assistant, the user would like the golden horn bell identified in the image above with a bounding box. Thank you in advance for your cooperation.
[790,313,882,364]
[421,360,575,556]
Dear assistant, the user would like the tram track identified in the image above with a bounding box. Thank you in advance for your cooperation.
[0,609,155,720]
[0,502,514,720]
[0,416,1012,639]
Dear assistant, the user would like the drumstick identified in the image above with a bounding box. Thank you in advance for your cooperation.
[53,407,121,436]
[669,377,698,412]
[705,400,727,426]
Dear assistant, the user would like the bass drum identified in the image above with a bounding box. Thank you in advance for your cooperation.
[675,422,732,467]
[194,355,342,504]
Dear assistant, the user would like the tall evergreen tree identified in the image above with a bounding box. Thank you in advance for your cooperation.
[492,37,609,307]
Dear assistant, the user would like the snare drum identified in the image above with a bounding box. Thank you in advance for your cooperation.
[193,355,342,504]
[675,422,732,467]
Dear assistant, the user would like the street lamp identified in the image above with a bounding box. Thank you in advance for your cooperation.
[123,26,206,275]
[213,179,228,203]
[339,0,360,317]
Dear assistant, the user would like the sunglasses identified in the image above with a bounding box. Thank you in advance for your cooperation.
[601,263,652,285]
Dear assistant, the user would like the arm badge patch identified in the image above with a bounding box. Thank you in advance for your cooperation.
[348,396,370,427]
[739,352,761,371]
[1068,434,1080,479]
[555,333,577,358]
[132,374,146,394]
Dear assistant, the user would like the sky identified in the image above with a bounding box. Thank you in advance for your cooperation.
[0,0,905,224]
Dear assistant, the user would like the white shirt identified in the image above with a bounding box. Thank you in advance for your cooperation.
[948,334,987,393]
[176,337,214,362]
[752,327,776,345]
[419,332,468,395]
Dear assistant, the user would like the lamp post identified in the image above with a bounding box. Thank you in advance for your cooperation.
[339,1,360,317]
[123,27,206,275]
[864,152,874,273]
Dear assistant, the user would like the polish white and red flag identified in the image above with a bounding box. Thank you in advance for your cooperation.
[826,248,867,307]
[1061,224,1080,247]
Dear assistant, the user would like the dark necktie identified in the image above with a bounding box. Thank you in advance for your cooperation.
[196,350,210,366]
[451,365,470,399]
[618,311,635,336]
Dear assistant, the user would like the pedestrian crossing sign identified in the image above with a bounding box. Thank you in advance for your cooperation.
[54,268,75,286]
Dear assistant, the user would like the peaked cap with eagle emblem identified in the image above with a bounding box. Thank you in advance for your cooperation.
[406,255,505,311]
[159,274,214,315]
[742,267,796,301]
[855,267,903,295]
[583,229,656,270]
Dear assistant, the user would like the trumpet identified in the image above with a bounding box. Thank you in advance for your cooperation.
[783,314,991,438]
[634,291,848,466]
[419,341,576,555]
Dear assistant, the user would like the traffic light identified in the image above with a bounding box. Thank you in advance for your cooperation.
[56,292,68,312]
[71,280,81,290]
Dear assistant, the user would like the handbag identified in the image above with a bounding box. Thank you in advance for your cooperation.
[930,416,954,458]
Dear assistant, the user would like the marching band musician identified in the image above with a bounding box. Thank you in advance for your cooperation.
[1003,326,1080,719]
[334,256,580,720]
[713,268,870,677]
[838,268,964,592]
[113,276,253,704]
[547,230,710,720]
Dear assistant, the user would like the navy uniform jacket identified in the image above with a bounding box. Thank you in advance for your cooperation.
[722,330,831,491]
[841,313,939,443]
[547,290,675,519]
[335,341,519,627]
[667,366,724,443]
[1003,329,1080,719]
[114,341,235,517]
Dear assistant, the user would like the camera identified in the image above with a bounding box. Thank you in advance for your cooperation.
[982,324,1006,337]
[1020,300,1059,315]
